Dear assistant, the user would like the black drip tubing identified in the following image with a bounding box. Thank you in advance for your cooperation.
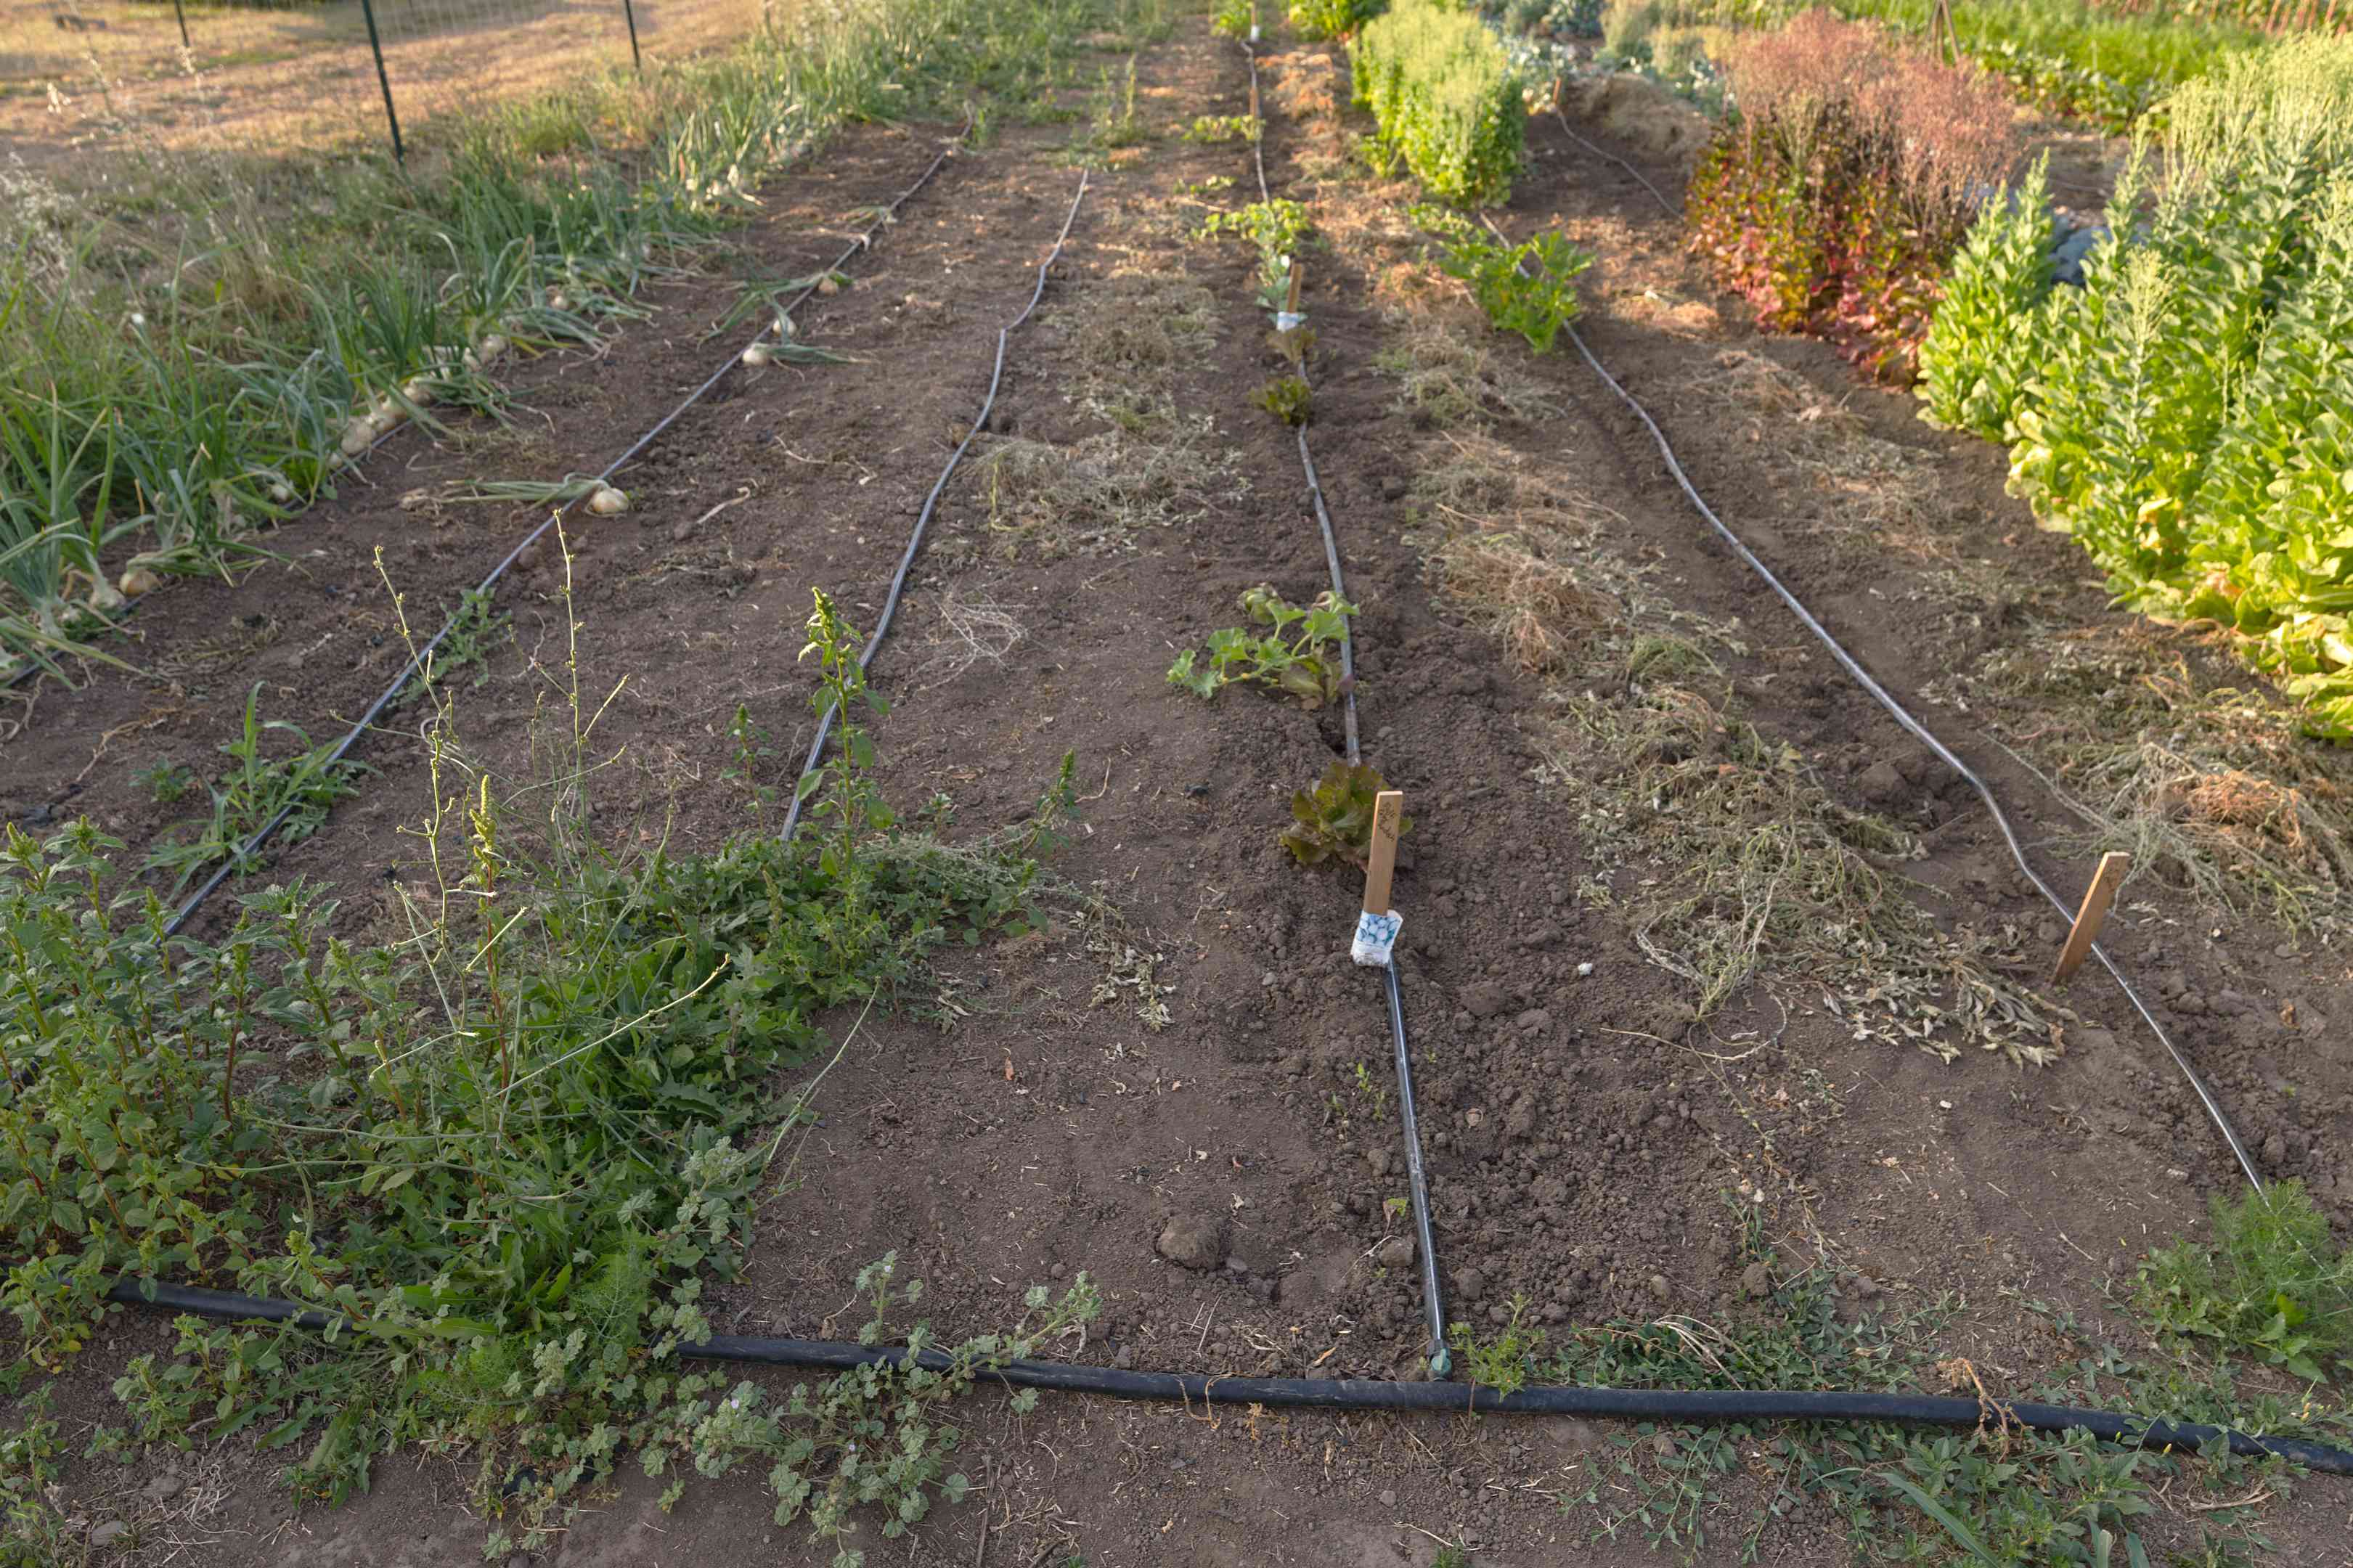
[153,124,973,937]
[776,167,1091,844]
[1549,101,1680,219]
[1242,38,1446,1375]
[97,1277,2353,1476]
[1472,199,2263,1193]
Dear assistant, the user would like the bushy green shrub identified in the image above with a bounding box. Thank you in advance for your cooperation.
[1926,36,2353,730]
[1914,156,2056,437]
[1352,0,1528,204]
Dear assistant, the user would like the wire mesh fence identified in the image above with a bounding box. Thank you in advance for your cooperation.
[2,0,771,166]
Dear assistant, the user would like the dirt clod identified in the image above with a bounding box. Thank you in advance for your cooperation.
[1157,1213,1223,1270]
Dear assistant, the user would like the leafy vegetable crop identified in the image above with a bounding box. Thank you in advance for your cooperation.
[1282,760,1414,867]
[1919,36,2353,731]
[1168,584,1358,707]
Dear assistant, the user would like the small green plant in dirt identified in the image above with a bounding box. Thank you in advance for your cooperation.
[1199,198,1313,308]
[1429,1545,1471,1568]
[1212,0,1256,39]
[1451,1294,1546,1401]
[1184,113,1263,143]
[139,682,368,897]
[135,759,196,805]
[1422,211,1595,354]
[1074,57,1149,154]
[1350,1060,1392,1120]
[1282,759,1413,867]
[1167,584,1356,707]
[2135,1182,2353,1383]
[1253,373,1314,425]
[799,587,899,886]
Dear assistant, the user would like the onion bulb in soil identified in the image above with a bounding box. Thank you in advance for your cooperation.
[339,417,375,457]
[119,567,162,597]
[269,481,295,505]
[741,343,773,368]
[587,485,629,516]
[402,377,436,408]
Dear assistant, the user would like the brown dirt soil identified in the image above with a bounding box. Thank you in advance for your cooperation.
[12,21,2353,1568]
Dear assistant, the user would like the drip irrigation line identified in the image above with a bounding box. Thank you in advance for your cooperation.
[1243,38,1443,1376]
[1497,249,2262,1187]
[151,126,971,939]
[1549,101,1680,219]
[775,167,1091,844]
[98,1277,2353,1476]
[1471,206,2259,1188]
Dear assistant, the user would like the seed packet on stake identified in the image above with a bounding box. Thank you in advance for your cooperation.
[1350,789,1405,967]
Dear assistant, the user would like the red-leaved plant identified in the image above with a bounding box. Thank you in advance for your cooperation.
[1687,10,2018,382]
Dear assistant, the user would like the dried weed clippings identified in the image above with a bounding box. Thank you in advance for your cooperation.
[1955,628,2353,932]
[1085,916,1173,1032]
[1376,313,1562,430]
[1402,432,2065,1064]
[976,407,1245,560]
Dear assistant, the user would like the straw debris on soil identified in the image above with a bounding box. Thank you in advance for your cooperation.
[1403,430,2065,1064]
[974,404,1244,559]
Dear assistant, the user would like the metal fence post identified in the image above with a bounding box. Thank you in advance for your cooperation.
[357,0,406,166]
[171,0,190,50]
[621,0,643,73]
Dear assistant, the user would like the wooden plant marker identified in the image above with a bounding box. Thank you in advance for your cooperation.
[1285,258,1303,317]
[2051,852,2130,984]
[1363,791,1404,918]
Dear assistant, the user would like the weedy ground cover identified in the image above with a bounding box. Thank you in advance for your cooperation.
[0,0,1134,687]
[1511,1202,2345,1564]
[1685,9,2018,380]
[1918,37,2353,737]
[1351,0,1530,205]
[0,552,1090,1560]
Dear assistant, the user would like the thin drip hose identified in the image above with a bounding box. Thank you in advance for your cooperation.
[776,167,1091,844]
[1468,200,2262,1190]
[1245,38,1444,1374]
[1551,104,1679,218]
[161,126,971,937]
[1558,319,2263,1191]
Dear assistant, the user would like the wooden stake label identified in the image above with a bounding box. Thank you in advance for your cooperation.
[1363,791,1403,915]
[2052,852,2129,984]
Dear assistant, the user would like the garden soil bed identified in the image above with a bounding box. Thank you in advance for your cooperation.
[12,24,2353,1568]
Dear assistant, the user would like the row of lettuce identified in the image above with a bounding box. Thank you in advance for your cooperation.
[1686,14,2353,734]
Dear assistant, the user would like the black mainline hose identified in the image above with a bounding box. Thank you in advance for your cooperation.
[775,167,1091,844]
[97,1277,2353,1475]
[1243,38,1445,1376]
[155,127,971,937]
[1470,203,2262,1191]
